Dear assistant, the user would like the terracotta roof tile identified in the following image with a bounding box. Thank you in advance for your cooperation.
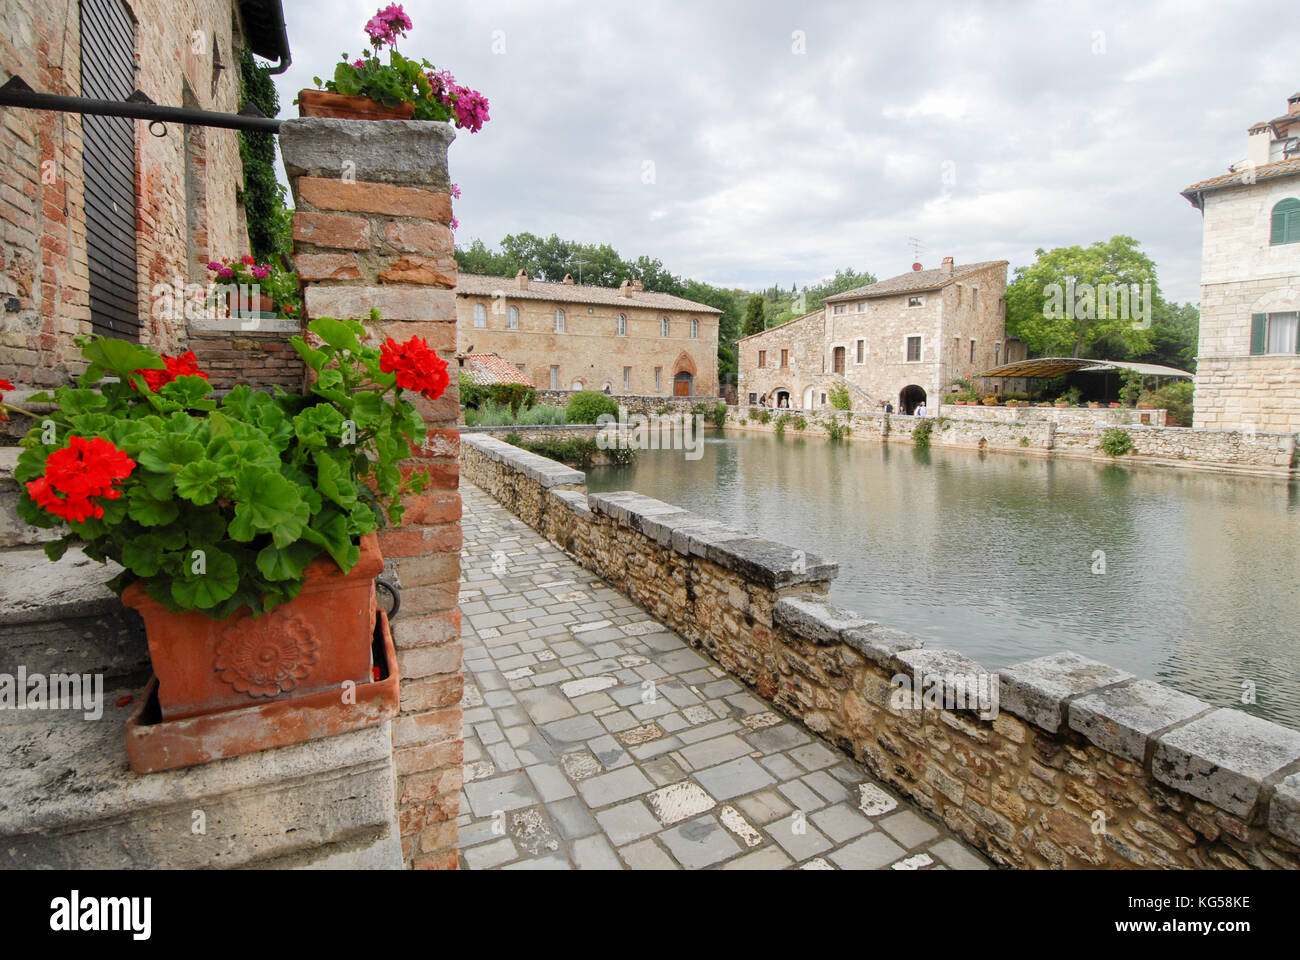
[455,274,722,314]
[460,353,534,387]
[823,261,1008,303]
[1182,157,1300,200]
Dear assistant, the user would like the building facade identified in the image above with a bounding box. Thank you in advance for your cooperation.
[1182,94,1300,432]
[0,0,289,390]
[454,271,721,397]
[738,258,1009,413]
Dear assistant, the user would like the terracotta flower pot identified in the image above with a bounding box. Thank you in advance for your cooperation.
[122,534,383,721]
[1109,402,1121,408]
[223,290,275,318]
[298,89,415,120]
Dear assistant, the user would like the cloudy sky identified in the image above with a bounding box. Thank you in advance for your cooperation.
[272,0,1299,304]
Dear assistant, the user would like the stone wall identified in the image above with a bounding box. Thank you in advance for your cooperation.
[938,403,1168,428]
[0,0,249,388]
[281,118,464,870]
[728,406,1298,477]
[532,390,723,416]
[459,432,1300,870]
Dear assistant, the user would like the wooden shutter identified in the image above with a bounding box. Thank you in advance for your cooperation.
[1272,199,1300,245]
[80,0,139,341]
[1250,313,1267,355]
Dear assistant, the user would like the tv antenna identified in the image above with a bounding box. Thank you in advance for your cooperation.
[908,237,925,262]
[571,258,588,285]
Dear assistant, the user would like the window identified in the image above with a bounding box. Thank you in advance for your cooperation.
[908,296,923,307]
[549,366,559,389]
[1252,312,1300,355]
[906,336,922,362]
[623,367,631,391]
[473,303,487,328]
[515,363,525,372]
[690,318,699,339]
[571,379,584,390]
[972,288,979,311]
[617,313,627,336]
[855,339,865,364]
[856,302,867,313]
[554,309,565,332]
[820,393,827,405]
[970,339,976,363]
[748,393,758,404]
[1271,199,1300,245]
[654,367,662,392]
[780,349,789,368]
[995,342,1002,365]
[833,304,846,315]
[507,305,519,330]
[758,350,766,368]
[661,317,670,337]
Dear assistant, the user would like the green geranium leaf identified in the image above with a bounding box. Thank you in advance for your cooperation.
[43,537,71,562]
[293,404,346,450]
[137,434,205,475]
[159,375,215,410]
[170,546,239,609]
[233,469,304,536]
[127,486,180,526]
[175,460,221,504]
[81,337,164,380]
[121,534,168,577]
[313,448,358,509]
[256,541,320,582]
[308,317,362,355]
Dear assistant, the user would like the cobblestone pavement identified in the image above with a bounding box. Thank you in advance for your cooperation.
[456,482,990,870]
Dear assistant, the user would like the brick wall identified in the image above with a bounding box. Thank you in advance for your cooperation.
[461,433,1300,869]
[1,0,250,389]
[280,117,463,869]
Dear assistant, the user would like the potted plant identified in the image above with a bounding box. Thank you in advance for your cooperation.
[7,316,448,722]
[1087,401,1101,408]
[300,5,489,131]
[206,256,300,320]
[982,396,1000,406]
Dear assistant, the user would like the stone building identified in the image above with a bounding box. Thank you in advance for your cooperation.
[0,0,290,389]
[738,258,1009,413]
[454,271,721,397]
[1182,93,1300,432]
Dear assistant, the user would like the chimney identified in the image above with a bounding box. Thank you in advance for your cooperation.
[618,280,632,298]
[1289,92,1300,116]
[562,273,575,284]
[911,262,923,272]
[941,256,954,276]
[515,268,528,290]
[1245,121,1273,168]
[630,280,643,292]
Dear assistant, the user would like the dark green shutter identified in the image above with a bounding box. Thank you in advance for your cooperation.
[1272,199,1300,245]
[1250,314,1267,355]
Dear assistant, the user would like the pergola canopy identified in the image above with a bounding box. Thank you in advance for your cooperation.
[975,357,1194,380]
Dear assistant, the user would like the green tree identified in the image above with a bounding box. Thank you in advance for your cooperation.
[238,47,287,261]
[742,294,766,338]
[1006,236,1159,358]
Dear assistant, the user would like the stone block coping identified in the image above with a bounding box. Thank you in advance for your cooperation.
[461,430,1300,844]
[279,118,455,189]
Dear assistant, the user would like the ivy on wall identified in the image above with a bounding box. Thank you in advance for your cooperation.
[238,46,290,263]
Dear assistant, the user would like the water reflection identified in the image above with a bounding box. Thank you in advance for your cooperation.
[588,431,1300,729]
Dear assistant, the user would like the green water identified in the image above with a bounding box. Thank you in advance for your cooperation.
[587,431,1300,729]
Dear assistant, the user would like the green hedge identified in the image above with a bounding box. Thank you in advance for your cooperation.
[565,390,619,424]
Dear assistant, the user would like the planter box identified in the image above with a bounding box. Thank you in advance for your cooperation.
[125,608,399,773]
[298,89,415,120]
[122,534,383,721]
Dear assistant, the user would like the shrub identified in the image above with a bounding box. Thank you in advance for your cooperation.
[913,418,935,449]
[711,402,727,429]
[826,418,851,442]
[756,409,772,425]
[1119,369,1143,407]
[515,403,565,426]
[793,416,807,431]
[1099,427,1135,457]
[566,390,619,424]
[828,383,852,411]
[459,374,536,417]
[1019,436,1030,447]
[504,431,522,446]
[774,413,791,436]
[1142,382,1194,426]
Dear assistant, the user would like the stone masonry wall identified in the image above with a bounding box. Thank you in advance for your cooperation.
[727,406,1298,477]
[531,390,723,417]
[280,118,463,869]
[460,432,1300,869]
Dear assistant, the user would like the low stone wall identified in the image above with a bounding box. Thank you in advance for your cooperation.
[534,391,723,416]
[938,403,1167,428]
[460,425,604,444]
[728,407,1298,477]
[460,432,1300,870]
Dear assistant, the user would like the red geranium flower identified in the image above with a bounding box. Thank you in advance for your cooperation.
[0,378,13,421]
[26,436,135,524]
[132,351,210,393]
[379,335,449,401]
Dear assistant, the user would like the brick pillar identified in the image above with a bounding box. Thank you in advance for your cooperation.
[279,119,463,869]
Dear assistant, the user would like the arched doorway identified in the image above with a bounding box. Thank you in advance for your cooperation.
[802,386,817,410]
[673,372,694,396]
[899,384,926,414]
[772,388,791,408]
[571,379,585,391]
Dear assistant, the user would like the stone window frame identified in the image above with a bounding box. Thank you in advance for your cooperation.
[758,350,766,368]
[473,302,487,328]
[855,339,866,364]
[617,313,627,336]
[905,334,924,363]
[507,305,519,330]
[554,309,566,333]
[907,296,924,308]
[661,316,670,337]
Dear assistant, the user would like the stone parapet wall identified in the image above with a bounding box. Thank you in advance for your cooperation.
[938,403,1167,428]
[728,407,1298,477]
[460,432,1300,870]
[533,391,723,416]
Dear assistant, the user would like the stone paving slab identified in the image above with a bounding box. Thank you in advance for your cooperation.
[456,483,989,870]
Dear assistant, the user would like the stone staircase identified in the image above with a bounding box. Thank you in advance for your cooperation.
[823,372,877,410]
[0,444,402,869]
